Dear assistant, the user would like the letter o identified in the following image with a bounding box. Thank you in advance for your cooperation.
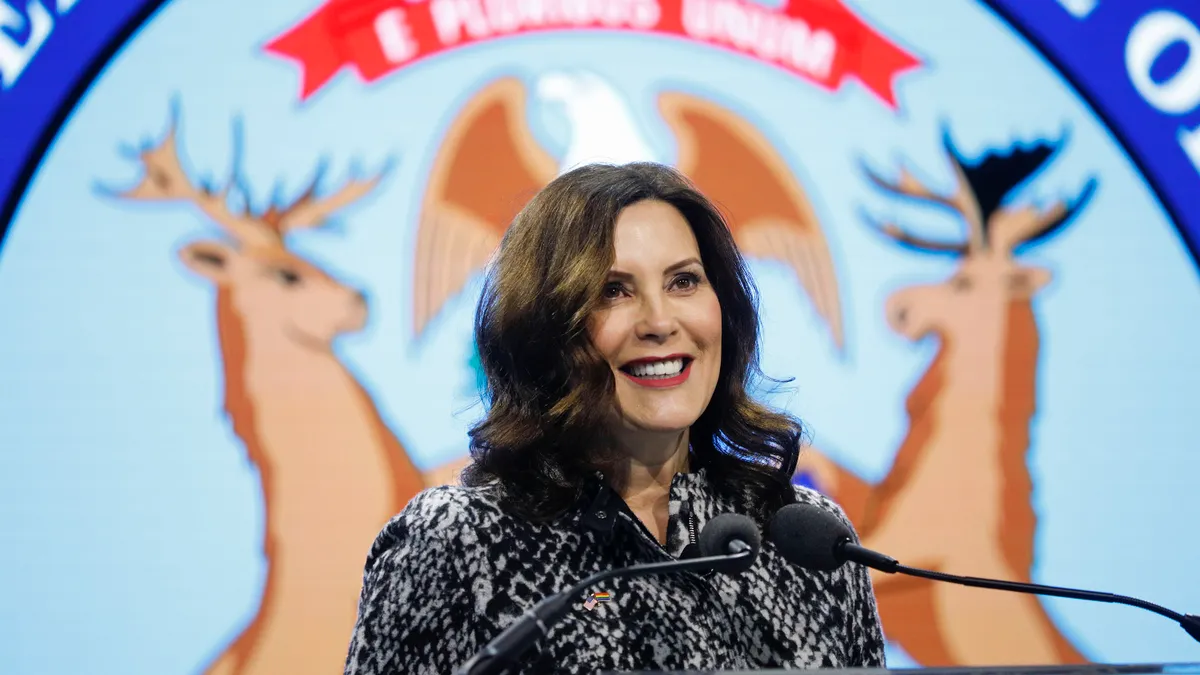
[1126,10,1200,114]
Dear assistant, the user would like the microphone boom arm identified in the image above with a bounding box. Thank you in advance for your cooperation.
[838,541,1200,644]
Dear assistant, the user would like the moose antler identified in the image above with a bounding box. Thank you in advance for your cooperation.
[862,128,1098,257]
[989,178,1098,253]
[859,210,969,255]
[861,153,986,254]
[110,108,388,246]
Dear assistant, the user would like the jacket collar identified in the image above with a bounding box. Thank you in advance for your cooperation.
[579,467,712,542]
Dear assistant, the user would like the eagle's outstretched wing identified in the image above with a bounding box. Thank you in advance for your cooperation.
[658,92,844,351]
[413,77,559,338]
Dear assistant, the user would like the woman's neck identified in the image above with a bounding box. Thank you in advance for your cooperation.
[607,428,691,544]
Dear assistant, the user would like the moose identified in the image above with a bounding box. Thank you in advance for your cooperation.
[796,128,1097,666]
[108,109,427,675]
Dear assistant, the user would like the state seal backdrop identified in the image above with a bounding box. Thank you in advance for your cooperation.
[1,1,1198,674]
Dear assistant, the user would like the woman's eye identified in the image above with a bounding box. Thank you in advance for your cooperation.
[602,282,626,299]
[672,272,701,290]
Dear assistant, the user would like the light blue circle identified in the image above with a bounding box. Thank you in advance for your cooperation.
[1,1,1197,672]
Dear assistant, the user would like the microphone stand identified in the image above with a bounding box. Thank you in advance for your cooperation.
[839,541,1200,644]
[454,544,753,675]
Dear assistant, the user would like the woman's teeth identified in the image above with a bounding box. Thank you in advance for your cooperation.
[627,358,685,378]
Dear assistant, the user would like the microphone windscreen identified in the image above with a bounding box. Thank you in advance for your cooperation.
[698,513,761,575]
[767,503,852,572]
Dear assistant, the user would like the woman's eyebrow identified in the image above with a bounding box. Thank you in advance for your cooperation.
[606,257,703,280]
[664,257,702,274]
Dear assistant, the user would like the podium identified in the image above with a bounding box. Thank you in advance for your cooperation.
[603,664,1200,675]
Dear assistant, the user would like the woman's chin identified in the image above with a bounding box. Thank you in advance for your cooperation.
[620,413,700,435]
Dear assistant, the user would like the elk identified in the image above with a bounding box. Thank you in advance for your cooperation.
[108,110,426,675]
[796,129,1096,666]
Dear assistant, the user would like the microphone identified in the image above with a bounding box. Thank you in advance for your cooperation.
[767,502,1200,644]
[454,512,762,675]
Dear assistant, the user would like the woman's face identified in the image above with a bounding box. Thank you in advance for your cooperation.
[589,199,723,435]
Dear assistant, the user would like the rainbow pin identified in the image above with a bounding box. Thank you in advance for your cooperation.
[583,591,613,610]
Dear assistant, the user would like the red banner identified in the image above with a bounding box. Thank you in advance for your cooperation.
[266,0,921,108]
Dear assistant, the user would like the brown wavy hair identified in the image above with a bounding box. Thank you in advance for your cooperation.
[462,162,803,523]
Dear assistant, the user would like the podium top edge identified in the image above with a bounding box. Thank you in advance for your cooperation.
[601,664,1200,675]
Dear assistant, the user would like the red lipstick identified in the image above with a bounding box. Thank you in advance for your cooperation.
[619,355,693,389]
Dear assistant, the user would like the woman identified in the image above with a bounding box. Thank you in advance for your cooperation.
[344,162,885,674]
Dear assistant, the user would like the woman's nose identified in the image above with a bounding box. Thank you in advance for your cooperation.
[635,295,677,339]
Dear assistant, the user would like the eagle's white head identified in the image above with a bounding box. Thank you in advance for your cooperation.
[534,69,659,172]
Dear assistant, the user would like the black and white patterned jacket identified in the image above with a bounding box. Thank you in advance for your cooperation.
[344,468,886,674]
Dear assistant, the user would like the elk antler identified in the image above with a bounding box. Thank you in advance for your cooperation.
[111,110,278,247]
[110,107,390,245]
[260,159,390,236]
[861,150,986,252]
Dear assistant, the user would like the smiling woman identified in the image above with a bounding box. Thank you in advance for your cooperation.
[343,161,885,675]
[465,163,806,523]
[593,201,723,437]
